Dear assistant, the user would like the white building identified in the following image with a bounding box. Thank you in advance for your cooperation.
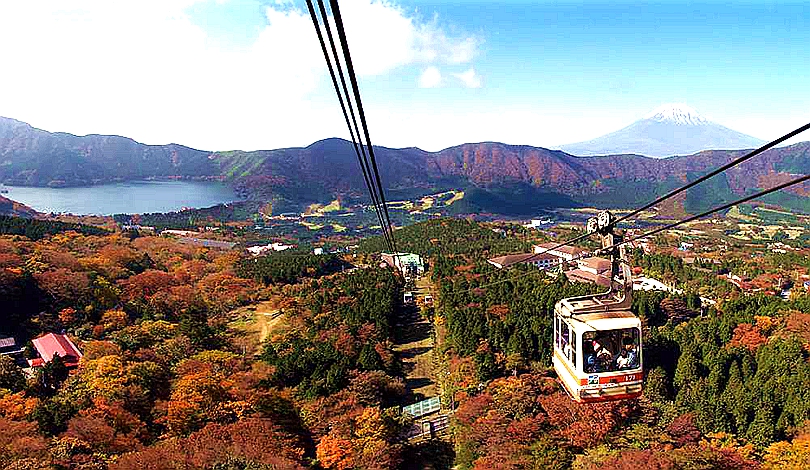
[381,252,425,276]
[524,218,552,229]
[632,276,683,295]
[247,242,295,256]
[121,224,155,233]
[679,242,694,251]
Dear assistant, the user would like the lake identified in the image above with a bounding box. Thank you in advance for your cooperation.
[1,181,240,215]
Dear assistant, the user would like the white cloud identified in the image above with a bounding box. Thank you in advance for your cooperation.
[320,1,481,77]
[418,67,442,88]
[453,68,482,89]
[415,22,478,64]
[0,0,480,151]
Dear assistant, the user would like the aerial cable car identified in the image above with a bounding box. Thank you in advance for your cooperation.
[552,211,643,402]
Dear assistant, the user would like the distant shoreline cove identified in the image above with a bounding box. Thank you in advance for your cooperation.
[0,180,241,216]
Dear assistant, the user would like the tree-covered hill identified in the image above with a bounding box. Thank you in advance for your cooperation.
[358,218,530,256]
[0,217,810,467]
[0,194,38,217]
[0,214,108,240]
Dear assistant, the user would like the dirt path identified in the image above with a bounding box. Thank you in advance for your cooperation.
[394,276,438,400]
[256,308,284,343]
[228,301,286,355]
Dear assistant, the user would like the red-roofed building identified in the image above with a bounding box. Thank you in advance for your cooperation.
[27,333,82,368]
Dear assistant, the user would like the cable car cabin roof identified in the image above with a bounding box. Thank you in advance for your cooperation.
[578,310,640,331]
[559,308,640,332]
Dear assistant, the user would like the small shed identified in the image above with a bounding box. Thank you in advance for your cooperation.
[27,333,83,368]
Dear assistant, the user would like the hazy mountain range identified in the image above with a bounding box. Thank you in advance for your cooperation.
[1,112,808,216]
[0,116,216,187]
[560,104,765,158]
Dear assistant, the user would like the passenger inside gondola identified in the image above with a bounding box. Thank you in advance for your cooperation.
[583,329,641,373]
[593,339,612,371]
[617,337,638,369]
[594,339,613,361]
[583,339,610,372]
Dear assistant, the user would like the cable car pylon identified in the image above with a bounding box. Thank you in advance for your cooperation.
[552,210,643,402]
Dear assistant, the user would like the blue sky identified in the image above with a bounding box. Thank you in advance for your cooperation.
[0,1,807,151]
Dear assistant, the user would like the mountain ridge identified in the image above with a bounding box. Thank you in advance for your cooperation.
[218,137,810,213]
[2,116,809,215]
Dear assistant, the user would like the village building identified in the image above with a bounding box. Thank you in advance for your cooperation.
[161,229,201,237]
[565,270,611,287]
[532,242,587,262]
[27,333,83,368]
[633,276,684,295]
[247,242,295,256]
[180,238,237,250]
[487,252,557,270]
[381,252,425,276]
[679,241,695,251]
[575,257,612,275]
[564,257,613,287]
[0,336,23,356]
[524,218,552,229]
[121,224,155,233]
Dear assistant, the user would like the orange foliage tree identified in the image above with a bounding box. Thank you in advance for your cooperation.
[111,418,306,470]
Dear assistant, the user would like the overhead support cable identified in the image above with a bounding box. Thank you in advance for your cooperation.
[618,173,810,248]
[305,0,393,252]
[328,0,397,254]
[314,0,392,250]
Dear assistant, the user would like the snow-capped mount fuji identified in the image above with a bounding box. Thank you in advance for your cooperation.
[560,103,764,158]
[644,103,709,125]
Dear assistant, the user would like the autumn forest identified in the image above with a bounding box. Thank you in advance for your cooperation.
[0,217,809,469]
